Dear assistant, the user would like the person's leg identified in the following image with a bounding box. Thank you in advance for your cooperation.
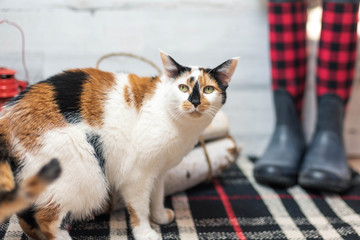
[254,0,307,187]
[299,0,359,192]
[269,0,307,112]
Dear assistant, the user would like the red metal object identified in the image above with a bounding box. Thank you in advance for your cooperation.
[0,67,28,109]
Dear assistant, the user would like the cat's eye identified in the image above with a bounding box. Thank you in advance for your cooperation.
[203,86,214,94]
[179,84,189,93]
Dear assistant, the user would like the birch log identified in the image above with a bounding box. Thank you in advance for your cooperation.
[165,136,240,196]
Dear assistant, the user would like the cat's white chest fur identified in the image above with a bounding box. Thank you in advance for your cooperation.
[102,73,211,189]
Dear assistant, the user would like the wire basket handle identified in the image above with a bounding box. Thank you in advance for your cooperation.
[96,52,162,75]
[0,19,29,82]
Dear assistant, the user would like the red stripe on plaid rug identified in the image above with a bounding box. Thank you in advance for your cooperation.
[213,178,247,240]
[188,194,360,201]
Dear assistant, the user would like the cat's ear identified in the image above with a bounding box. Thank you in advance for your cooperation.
[209,58,239,86]
[160,51,189,78]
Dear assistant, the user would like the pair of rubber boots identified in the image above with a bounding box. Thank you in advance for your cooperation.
[254,90,351,193]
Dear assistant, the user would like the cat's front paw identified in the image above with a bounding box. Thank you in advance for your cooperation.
[55,230,72,240]
[151,208,175,225]
[133,228,160,240]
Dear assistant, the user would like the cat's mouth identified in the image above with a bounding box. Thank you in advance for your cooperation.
[189,110,202,118]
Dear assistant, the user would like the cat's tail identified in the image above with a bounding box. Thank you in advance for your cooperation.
[0,159,61,223]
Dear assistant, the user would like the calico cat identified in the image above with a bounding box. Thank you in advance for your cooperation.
[0,51,238,240]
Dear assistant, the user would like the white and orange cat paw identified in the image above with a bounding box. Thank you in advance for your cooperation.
[151,208,175,225]
[55,230,72,240]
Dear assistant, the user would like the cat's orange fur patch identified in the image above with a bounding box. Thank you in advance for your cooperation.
[80,68,116,127]
[35,203,61,240]
[182,101,203,118]
[198,74,204,85]
[18,217,45,240]
[181,101,193,111]
[0,177,46,223]
[199,70,221,112]
[0,196,28,223]
[24,175,50,198]
[197,95,211,112]
[166,209,174,223]
[128,74,160,110]
[200,70,221,90]
[124,85,132,107]
[0,162,14,191]
[127,204,140,227]
[3,82,66,152]
[0,167,59,223]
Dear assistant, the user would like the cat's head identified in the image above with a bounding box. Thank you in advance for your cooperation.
[160,51,238,121]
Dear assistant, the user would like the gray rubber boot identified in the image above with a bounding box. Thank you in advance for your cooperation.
[254,90,306,187]
[299,94,351,193]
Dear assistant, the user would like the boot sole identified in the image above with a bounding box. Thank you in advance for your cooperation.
[254,174,297,188]
[299,177,350,193]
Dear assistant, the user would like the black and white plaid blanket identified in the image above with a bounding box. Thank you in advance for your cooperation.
[2,157,360,240]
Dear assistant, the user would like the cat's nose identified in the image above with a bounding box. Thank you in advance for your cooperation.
[190,99,201,108]
[188,82,201,108]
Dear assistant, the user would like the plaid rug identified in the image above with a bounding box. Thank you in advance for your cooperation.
[2,157,360,240]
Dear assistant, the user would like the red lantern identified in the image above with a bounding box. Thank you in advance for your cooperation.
[0,67,28,110]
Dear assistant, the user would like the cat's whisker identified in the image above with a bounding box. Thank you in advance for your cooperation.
[169,109,183,121]
[205,111,215,118]
[205,107,218,118]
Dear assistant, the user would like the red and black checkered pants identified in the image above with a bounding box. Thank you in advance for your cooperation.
[269,0,359,111]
